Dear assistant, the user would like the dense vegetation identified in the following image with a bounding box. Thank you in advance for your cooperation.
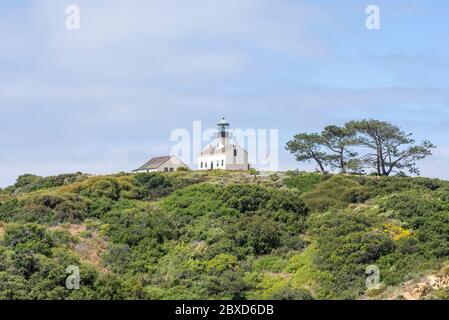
[0,170,448,300]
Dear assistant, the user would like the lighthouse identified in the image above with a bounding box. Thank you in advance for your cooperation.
[198,117,250,171]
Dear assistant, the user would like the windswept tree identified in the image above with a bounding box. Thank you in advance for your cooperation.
[321,125,360,173]
[347,119,435,176]
[286,133,330,173]
[287,120,435,176]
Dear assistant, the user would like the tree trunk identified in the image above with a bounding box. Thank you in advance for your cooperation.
[379,149,387,175]
[318,161,325,173]
[376,149,381,175]
[315,158,326,173]
[340,148,346,173]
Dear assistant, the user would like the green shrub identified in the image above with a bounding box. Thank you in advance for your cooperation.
[161,184,222,218]
[1,170,448,300]
[248,168,258,175]
[134,173,172,199]
[343,186,370,204]
[76,177,122,201]
[358,176,448,198]
[4,224,54,256]
[284,172,325,194]
[252,255,287,273]
[301,175,369,212]
[4,173,86,195]
[220,184,308,215]
[0,199,22,222]
[102,244,132,274]
[377,191,448,223]
[308,211,394,298]
[270,286,314,300]
[15,192,92,223]
[228,215,281,256]
[102,205,174,246]
[376,191,449,259]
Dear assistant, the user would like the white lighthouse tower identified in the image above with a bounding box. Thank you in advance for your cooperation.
[198,117,250,171]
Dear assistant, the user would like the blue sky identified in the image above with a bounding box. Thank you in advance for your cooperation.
[1,0,449,187]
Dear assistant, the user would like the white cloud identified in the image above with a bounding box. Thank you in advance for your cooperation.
[0,1,448,186]
[4,0,329,86]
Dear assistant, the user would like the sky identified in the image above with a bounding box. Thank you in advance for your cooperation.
[1,0,449,187]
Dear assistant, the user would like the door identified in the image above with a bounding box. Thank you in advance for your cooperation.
[211,162,214,170]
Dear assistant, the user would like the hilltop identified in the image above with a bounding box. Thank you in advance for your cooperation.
[0,170,449,300]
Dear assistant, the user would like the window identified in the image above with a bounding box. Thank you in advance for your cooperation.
[234,149,237,157]
[222,160,224,166]
[200,162,203,168]
[164,167,169,172]
[205,162,208,168]
[217,160,219,167]
[170,168,174,172]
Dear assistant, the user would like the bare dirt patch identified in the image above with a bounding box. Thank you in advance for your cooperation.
[364,265,449,300]
[0,223,5,239]
[74,232,108,270]
[50,224,109,271]
[399,273,449,300]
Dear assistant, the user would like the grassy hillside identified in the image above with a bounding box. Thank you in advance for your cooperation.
[0,170,449,300]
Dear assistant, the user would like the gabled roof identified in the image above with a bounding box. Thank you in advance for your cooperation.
[133,156,171,172]
[200,145,224,156]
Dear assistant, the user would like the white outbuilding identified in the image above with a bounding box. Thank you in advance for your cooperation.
[198,117,250,171]
[133,155,189,173]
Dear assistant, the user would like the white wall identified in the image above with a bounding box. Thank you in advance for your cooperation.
[159,156,189,172]
[198,154,226,170]
[225,144,249,170]
[198,144,249,171]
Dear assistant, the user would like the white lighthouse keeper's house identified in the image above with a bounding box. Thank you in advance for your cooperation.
[198,117,250,171]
